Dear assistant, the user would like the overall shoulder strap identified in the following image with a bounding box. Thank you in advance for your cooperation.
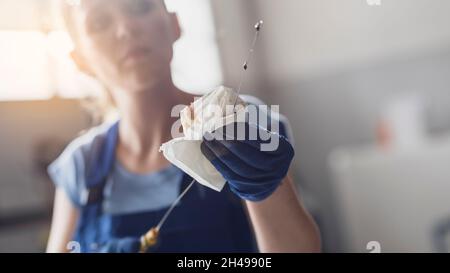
[80,121,120,206]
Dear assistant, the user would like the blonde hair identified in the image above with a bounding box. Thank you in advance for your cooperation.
[56,0,118,125]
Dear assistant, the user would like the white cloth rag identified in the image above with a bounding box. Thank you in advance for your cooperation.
[159,86,247,192]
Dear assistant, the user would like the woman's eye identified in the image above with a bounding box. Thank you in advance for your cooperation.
[124,0,155,16]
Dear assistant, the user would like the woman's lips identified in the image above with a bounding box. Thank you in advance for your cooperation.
[120,47,152,66]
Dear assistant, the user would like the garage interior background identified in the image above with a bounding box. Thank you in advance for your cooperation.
[1,0,450,252]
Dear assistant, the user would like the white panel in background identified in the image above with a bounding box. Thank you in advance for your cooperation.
[166,0,223,94]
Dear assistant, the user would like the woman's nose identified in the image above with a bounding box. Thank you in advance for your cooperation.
[114,15,141,41]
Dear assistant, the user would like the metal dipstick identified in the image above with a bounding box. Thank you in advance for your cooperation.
[233,20,264,108]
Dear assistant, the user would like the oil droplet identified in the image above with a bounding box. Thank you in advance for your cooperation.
[255,21,264,31]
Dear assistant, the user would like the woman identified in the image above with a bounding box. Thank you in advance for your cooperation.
[46,0,320,253]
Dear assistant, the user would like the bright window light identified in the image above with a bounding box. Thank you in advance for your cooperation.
[0,31,52,101]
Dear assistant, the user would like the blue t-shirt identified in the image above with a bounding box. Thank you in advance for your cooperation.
[48,122,184,214]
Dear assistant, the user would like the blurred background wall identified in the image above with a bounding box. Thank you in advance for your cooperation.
[2,0,450,252]
[211,0,450,252]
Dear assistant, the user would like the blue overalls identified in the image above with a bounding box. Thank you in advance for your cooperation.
[74,121,258,253]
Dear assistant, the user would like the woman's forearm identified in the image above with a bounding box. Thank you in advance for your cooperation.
[47,189,79,253]
[245,175,321,253]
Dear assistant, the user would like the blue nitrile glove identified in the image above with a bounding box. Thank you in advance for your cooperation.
[201,122,295,202]
[98,237,141,253]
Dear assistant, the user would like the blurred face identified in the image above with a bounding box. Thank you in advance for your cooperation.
[69,0,180,93]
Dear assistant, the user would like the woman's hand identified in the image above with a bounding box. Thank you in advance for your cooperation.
[200,122,295,202]
[201,122,320,252]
